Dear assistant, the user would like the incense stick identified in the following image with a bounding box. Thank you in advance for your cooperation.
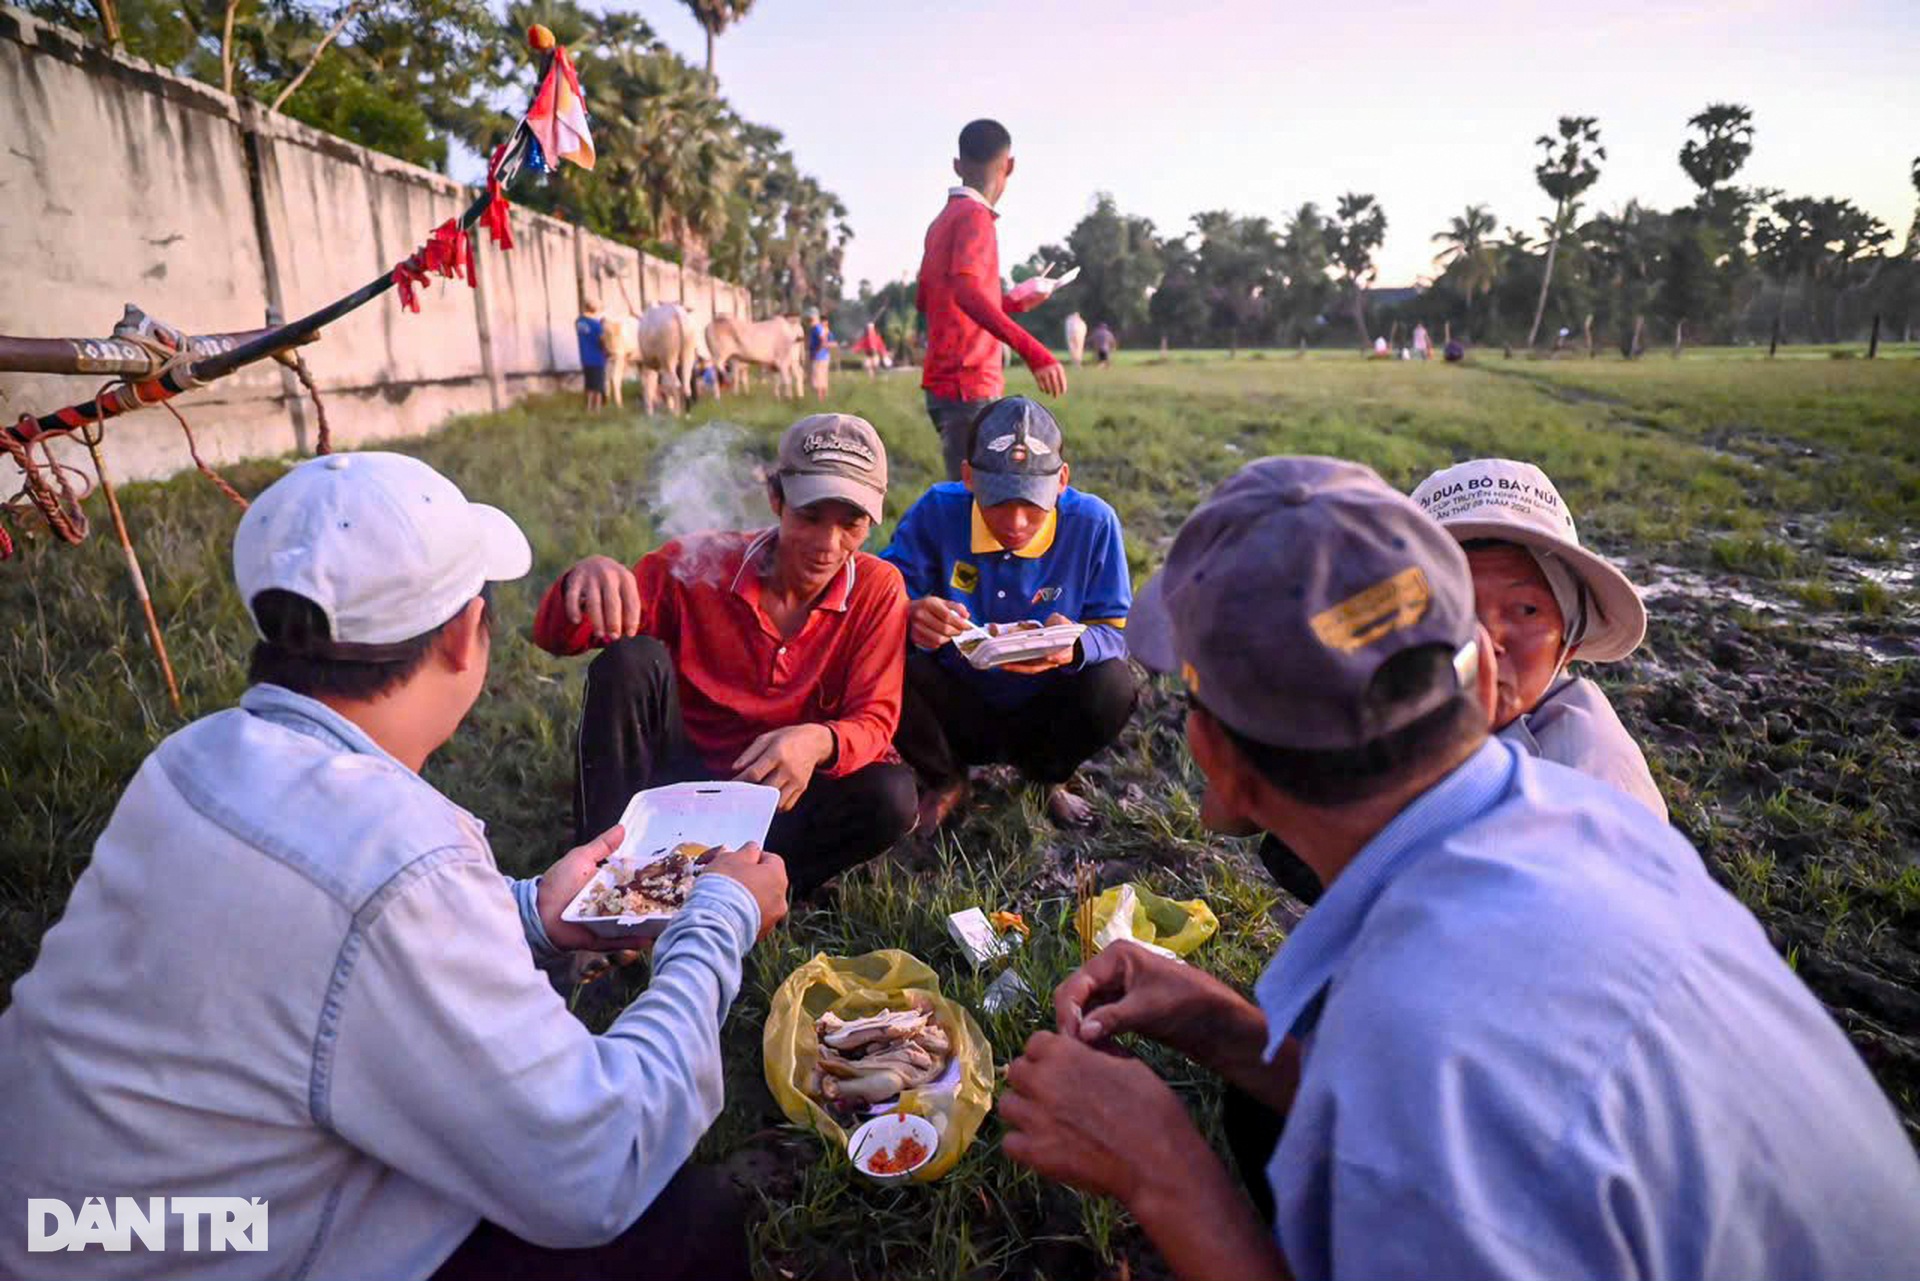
[1075,860,1095,967]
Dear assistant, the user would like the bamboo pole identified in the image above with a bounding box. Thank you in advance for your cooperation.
[82,433,181,713]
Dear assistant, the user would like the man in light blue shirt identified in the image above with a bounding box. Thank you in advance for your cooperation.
[999,456,1920,1281]
[0,453,789,1280]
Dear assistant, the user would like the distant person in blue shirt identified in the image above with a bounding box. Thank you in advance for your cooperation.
[998,456,1920,1281]
[575,299,607,413]
[882,397,1136,829]
[805,306,835,402]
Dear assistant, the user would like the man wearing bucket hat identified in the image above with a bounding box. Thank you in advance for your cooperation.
[0,452,790,1280]
[1212,457,1665,907]
[535,414,917,897]
[1410,458,1664,819]
[881,397,1136,829]
[999,456,1920,1281]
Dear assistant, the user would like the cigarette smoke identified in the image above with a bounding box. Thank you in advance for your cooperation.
[650,422,769,585]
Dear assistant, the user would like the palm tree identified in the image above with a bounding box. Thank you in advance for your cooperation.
[680,0,753,82]
[1525,115,1605,347]
[1277,202,1333,344]
[1679,104,1754,206]
[1432,204,1499,332]
[1906,156,1920,258]
[1582,202,1666,355]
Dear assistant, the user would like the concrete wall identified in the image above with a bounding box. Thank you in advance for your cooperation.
[0,7,751,481]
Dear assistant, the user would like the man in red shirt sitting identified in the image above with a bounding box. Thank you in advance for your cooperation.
[918,118,1066,481]
[533,415,916,896]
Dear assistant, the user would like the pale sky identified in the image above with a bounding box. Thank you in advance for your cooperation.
[623,0,1917,290]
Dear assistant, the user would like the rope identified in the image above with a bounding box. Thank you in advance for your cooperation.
[0,340,344,556]
[2,413,92,553]
[275,349,331,455]
[157,398,247,510]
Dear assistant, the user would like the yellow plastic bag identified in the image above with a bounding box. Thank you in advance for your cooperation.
[1078,882,1218,957]
[763,950,994,1182]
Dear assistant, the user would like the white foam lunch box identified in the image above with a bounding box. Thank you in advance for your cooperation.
[953,621,1087,670]
[560,781,780,940]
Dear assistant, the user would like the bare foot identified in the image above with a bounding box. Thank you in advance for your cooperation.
[915,778,971,835]
[1046,785,1096,828]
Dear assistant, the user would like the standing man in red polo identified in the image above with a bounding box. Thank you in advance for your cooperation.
[918,118,1066,481]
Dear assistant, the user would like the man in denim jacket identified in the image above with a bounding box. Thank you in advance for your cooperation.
[0,452,788,1280]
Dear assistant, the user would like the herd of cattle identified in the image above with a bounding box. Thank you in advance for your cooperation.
[606,305,807,415]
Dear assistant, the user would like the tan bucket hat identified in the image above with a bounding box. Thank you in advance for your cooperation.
[1410,459,1646,662]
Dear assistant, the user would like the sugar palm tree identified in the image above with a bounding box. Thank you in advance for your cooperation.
[680,0,753,82]
[1525,115,1605,347]
[1679,104,1754,205]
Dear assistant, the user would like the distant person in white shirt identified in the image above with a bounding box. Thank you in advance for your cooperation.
[1412,458,1666,820]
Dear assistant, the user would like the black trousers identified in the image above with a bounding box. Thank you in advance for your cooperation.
[925,391,991,482]
[1221,1084,1286,1226]
[895,650,1139,788]
[431,1164,749,1281]
[575,637,917,898]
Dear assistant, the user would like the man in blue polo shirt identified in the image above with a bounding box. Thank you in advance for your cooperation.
[997,456,1920,1281]
[882,397,1135,829]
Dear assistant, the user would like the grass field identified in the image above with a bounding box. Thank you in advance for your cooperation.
[3,348,1918,1278]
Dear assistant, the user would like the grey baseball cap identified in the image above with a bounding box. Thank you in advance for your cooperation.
[967,397,1066,510]
[1131,456,1479,752]
[775,413,888,523]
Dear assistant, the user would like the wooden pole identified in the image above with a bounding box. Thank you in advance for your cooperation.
[1867,313,1881,359]
[83,434,182,713]
[1769,314,1781,359]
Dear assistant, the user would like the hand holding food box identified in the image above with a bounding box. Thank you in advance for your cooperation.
[562,781,781,940]
[951,619,1086,670]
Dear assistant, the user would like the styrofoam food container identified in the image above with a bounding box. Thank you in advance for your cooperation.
[954,621,1086,670]
[561,781,780,940]
[847,1113,939,1183]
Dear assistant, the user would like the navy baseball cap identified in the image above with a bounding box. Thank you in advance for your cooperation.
[967,397,1066,510]
[1131,456,1480,752]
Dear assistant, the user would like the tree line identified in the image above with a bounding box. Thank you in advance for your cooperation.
[1010,107,1920,353]
[25,0,850,314]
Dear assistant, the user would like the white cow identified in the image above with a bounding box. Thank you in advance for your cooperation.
[603,312,640,407]
[706,315,803,399]
[634,303,698,416]
[1064,312,1087,367]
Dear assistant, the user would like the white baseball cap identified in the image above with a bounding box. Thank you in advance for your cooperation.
[234,452,532,646]
[1410,459,1645,662]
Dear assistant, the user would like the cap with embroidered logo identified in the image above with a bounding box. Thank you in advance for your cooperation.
[233,451,531,649]
[775,413,888,523]
[1130,456,1479,751]
[966,396,1066,510]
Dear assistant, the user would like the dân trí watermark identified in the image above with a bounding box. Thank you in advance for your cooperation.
[27,1197,268,1253]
